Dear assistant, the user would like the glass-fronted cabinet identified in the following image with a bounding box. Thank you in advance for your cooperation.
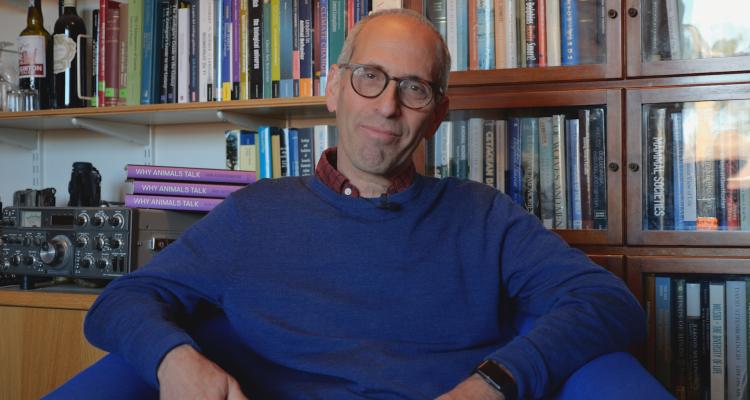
[435,88,623,244]
[626,0,750,76]
[626,84,750,245]
[448,0,622,85]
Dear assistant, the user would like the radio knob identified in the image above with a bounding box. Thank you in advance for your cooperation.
[34,237,44,246]
[110,238,123,250]
[95,236,107,250]
[39,237,70,267]
[76,236,89,248]
[92,215,105,227]
[23,255,35,266]
[10,255,21,266]
[109,215,124,228]
[1,234,8,244]
[77,214,89,226]
[80,257,94,269]
[22,237,32,247]
[96,259,108,269]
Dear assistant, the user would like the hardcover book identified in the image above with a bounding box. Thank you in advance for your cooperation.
[125,194,223,212]
[125,180,244,198]
[125,164,257,184]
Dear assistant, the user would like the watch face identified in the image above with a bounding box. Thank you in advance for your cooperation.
[477,360,518,400]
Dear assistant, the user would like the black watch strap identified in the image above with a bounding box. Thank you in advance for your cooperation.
[474,360,518,400]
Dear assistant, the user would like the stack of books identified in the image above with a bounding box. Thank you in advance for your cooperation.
[124,164,257,212]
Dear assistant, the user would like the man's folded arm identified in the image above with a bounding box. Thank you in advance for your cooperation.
[84,196,247,387]
[486,200,647,399]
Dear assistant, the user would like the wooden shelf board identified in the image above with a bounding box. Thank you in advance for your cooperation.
[0,286,99,310]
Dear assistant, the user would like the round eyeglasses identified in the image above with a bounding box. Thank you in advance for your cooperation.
[338,63,442,110]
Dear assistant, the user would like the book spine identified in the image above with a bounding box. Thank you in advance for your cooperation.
[328,0,345,71]
[680,107,698,230]
[127,0,144,105]
[545,0,560,66]
[168,0,178,103]
[238,130,257,171]
[695,105,718,230]
[158,0,171,103]
[438,121,453,178]
[220,0,233,101]
[99,0,108,106]
[91,10,100,107]
[287,128,299,176]
[589,108,607,229]
[291,0,300,97]
[655,276,672,390]
[476,0,494,70]
[312,0,321,95]
[700,280,711,400]
[125,194,223,211]
[177,5,190,103]
[118,4,129,106]
[126,164,257,183]
[672,110,686,229]
[455,0,468,70]
[239,0,249,100]
[297,127,314,175]
[560,0,578,65]
[318,0,328,94]
[566,118,582,229]
[685,282,702,399]
[507,118,523,205]
[127,180,244,197]
[536,0,546,67]
[524,0,539,67]
[250,0,263,99]
[271,0,281,98]
[427,0,447,40]
[505,0,517,68]
[578,109,593,229]
[483,119,497,187]
[105,4,121,106]
[258,126,273,178]
[452,120,469,179]
[298,0,313,96]
[446,0,458,71]
[521,117,540,218]
[467,118,484,183]
[468,0,477,70]
[551,114,567,228]
[709,282,726,400]
[188,0,199,102]
[279,0,294,97]
[232,0,241,100]
[672,278,687,399]
[199,0,215,102]
[495,120,506,192]
[215,0,224,101]
[538,116,554,229]
[493,0,506,69]
[726,280,748,400]
[141,0,154,104]
[263,0,273,98]
[645,275,656,374]
[272,128,284,177]
[646,107,674,230]
[723,136,741,230]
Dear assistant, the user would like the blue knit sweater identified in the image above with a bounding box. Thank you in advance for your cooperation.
[84,175,645,399]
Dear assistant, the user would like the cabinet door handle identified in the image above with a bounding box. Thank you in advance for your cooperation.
[628,163,640,172]
[608,9,618,19]
[608,162,620,172]
[627,8,638,17]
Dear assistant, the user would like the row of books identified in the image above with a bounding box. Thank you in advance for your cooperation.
[225,125,338,177]
[123,164,256,211]
[644,101,750,231]
[88,0,610,107]
[425,108,607,230]
[92,0,420,107]
[646,274,750,400]
[427,0,606,71]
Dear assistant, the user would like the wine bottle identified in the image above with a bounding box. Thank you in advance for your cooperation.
[18,0,54,109]
[53,0,88,108]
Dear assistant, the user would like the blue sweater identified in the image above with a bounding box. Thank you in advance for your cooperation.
[84,175,645,399]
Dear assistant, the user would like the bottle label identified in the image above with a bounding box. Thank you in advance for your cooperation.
[53,34,77,74]
[18,35,46,78]
[63,0,77,6]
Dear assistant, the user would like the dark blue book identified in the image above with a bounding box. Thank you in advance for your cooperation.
[250,0,263,99]
[262,0,273,98]
[279,0,294,97]
[507,118,523,206]
[187,0,199,102]
[560,0,579,66]
[286,128,299,176]
[141,0,160,104]
[589,108,607,229]
[298,0,313,96]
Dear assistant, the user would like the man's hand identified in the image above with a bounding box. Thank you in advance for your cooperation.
[157,344,248,400]
[435,373,505,400]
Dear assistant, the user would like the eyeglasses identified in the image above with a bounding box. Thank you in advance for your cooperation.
[338,63,442,110]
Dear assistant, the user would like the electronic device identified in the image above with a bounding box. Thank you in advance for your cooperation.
[0,207,203,282]
[1,206,134,279]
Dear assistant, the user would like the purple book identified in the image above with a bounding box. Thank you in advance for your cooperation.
[125,164,257,184]
[125,180,244,198]
[125,194,223,212]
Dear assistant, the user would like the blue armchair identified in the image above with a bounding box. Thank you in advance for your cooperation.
[45,313,673,399]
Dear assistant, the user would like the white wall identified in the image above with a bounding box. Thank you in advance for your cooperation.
[0,0,228,207]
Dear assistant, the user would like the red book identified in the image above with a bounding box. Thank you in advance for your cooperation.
[104,2,121,106]
[98,0,107,106]
[537,0,547,67]
[468,0,478,70]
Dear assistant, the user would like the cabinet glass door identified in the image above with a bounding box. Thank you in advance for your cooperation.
[626,0,750,76]
[438,88,622,244]
[448,0,622,86]
[627,84,750,245]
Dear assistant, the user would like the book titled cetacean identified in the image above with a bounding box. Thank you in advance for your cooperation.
[125,164,257,184]
[125,180,244,198]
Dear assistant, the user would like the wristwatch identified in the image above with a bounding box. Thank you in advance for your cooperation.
[474,360,518,400]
